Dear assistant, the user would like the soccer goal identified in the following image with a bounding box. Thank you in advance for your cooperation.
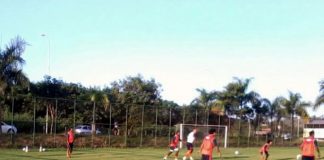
[177,124,228,149]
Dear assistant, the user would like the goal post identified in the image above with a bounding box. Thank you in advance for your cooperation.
[177,124,228,149]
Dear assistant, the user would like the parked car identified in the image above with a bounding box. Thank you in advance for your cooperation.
[282,133,292,140]
[0,121,17,134]
[75,125,101,135]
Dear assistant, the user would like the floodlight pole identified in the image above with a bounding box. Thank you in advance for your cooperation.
[41,34,51,134]
[297,116,300,137]
[41,34,51,75]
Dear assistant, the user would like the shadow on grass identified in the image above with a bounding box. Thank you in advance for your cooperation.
[222,156,249,159]
[221,156,295,160]
[0,152,58,160]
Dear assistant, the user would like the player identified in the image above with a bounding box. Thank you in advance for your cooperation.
[164,131,181,160]
[200,128,221,160]
[66,128,74,160]
[300,130,320,160]
[259,140,272,160]
[183,129,197,160]
[113,121,120,135]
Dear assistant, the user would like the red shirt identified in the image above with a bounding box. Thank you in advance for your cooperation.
[170,133,180,147]
[300,137,316,157]
[200,134,215,156]
[67,130,74,143]
[260,143,270,153]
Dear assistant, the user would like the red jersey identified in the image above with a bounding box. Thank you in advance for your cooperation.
[260,143,270,153]
[300,137,316,157]
[169,133,180,147]
[200,134,215,156]
[67,130,74,143]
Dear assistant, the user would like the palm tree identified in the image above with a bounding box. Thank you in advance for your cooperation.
[314,80,324,109]
[0,36,29,123]
[217,78,256,147]
[212,99,225,138]
[251,97,269,132]
[281,91,310,138]
[268,97,287,134]
[0,36,29,95]
[192,88,216,126]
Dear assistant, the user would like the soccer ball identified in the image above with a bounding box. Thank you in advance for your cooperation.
[42,148,46,152]
[296,154,302,160]
[235,150,239,155]
[22,147,26,151]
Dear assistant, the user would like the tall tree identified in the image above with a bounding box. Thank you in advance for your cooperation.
[314,80,324,109]
[30,76,82,134]
[110,75,161,135]
[191,88,216,126]
[281,91,310,138]
[251,97,269,132]
[268,97,287,134]
[0,36,29,125]
[217,78,257,147]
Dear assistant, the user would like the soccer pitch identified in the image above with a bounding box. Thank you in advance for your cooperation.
[0,147,310,160]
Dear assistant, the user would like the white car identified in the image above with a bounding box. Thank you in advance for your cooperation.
[282,133,292,140]
[1,121,17,134]
[75,125,101,135]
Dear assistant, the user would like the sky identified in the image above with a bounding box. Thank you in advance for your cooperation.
[1,0,323,116]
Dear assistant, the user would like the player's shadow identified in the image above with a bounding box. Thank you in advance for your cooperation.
[223,156,295,160]
[222,156,249,159]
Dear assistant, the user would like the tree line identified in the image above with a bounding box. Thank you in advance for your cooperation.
[0,37,323,138]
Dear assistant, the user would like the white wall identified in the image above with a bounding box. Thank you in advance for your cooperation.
[303,128,324,138]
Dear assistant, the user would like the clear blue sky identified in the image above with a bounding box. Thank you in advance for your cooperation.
[1,0,323,116]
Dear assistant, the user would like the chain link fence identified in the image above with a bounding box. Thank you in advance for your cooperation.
[0,96,307,148]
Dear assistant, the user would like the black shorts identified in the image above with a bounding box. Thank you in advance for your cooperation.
[260,151,269,157]
[201,154,210,160]
[68,143,74,152]
[302,156,315,160]
[186,143,193,150]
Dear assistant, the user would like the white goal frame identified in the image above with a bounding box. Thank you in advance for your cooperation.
[178,124,228,149]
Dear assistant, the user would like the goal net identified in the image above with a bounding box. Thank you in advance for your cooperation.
[177,124,228,149]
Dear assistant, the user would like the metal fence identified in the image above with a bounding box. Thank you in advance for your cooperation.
[0,96,306,148]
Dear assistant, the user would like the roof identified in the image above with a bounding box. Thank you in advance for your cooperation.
[308,119,324,124]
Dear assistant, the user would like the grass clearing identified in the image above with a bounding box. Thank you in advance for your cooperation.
[0,147,316,160]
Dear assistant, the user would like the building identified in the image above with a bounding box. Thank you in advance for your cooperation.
[303,119,324,139]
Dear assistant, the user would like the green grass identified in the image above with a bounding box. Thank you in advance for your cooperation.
[0,147,317,160]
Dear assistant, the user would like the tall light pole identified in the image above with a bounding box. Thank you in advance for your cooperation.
[41,34,50,134]
[297,116,300,137]
[41,34,51,75]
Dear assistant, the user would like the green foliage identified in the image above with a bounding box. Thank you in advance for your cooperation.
[0,36,29,122]
[3,108,32,122]
[315,80,324,108]
[0,36,29,95]
[109,74,162,134]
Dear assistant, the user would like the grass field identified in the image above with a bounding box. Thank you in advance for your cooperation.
[0,147,318,160]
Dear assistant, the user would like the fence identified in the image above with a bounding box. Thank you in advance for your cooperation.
[0,96,307,148]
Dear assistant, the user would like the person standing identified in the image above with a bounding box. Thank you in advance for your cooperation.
[200,128,221,160]
[164,131,181,160]
[300,130,320,160]
[66,128,74,160]
[183,129,197,160]
[113,121,119,135]
[259,140,272,160]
